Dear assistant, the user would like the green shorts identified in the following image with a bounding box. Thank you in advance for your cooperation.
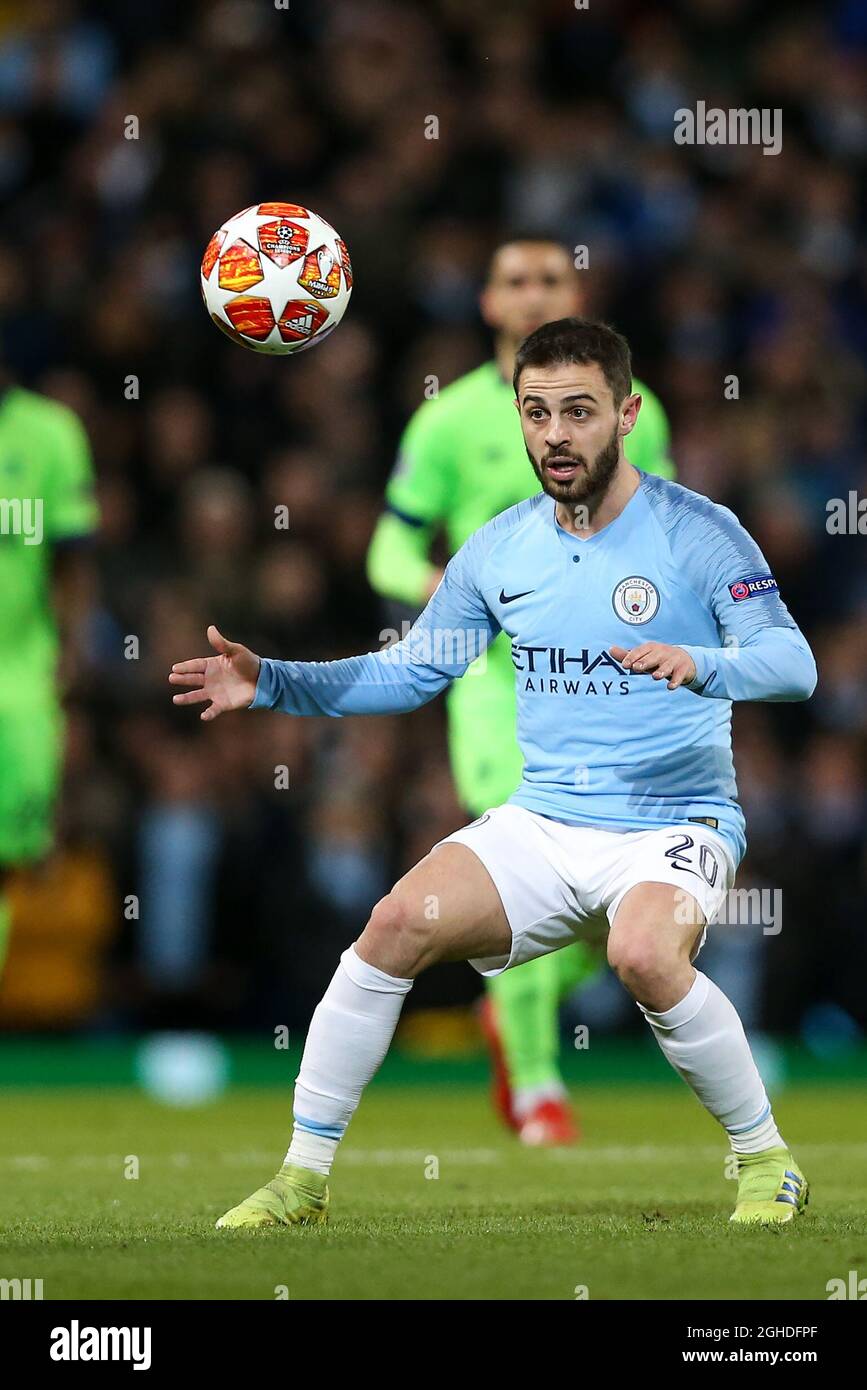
[446,638,523,818]
[0,696,63,866]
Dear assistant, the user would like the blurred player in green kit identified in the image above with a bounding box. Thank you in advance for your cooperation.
[0,374,99,977]
[366,234,675,1144]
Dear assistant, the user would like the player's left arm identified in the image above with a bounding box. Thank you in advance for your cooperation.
[612,507,817,702]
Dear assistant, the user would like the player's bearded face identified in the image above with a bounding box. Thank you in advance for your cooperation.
[526,419,621,507]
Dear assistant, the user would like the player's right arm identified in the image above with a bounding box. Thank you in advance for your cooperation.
[366,513,442,604]
[365,398,455,606]
[170,531,500,722]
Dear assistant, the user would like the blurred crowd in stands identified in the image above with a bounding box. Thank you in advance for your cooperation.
[0,0,865,1042]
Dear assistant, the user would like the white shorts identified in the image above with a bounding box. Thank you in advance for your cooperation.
[436,804,737,976]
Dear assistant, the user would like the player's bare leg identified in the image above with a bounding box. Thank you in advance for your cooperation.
[607,884,808,1224]
[354,842,511,976]
[216,844,510,1229]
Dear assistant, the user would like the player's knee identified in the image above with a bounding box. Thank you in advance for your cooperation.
[607,928,673,998]
[361,891,438,976]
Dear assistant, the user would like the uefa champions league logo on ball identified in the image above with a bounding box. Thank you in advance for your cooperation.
[200,202,352,354]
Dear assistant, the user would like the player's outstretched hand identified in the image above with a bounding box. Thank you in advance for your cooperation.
[609,642,697,691]
[169,625,261,721]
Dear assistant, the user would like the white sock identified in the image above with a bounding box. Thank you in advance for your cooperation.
[513,1082,567,1122]
[639,971,785,1154]
[285,945,413,1175]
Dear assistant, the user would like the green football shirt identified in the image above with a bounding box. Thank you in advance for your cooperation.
[0,386,99,699]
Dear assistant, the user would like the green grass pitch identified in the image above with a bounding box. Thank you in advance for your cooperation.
[1,1083,865,1300]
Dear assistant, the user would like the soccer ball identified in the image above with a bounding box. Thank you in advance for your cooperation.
[200,202,352,355]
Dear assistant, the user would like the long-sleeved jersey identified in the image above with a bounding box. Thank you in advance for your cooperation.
[253,471,817,864]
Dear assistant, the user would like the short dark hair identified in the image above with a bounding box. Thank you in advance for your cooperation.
[512,317,633,406]
[486,230,573,280]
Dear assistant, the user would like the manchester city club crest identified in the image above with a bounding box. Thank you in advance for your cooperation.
[612,576,660,625]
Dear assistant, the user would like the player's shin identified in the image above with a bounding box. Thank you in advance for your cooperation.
[285,944,414,1175]
[637,971,785,1154]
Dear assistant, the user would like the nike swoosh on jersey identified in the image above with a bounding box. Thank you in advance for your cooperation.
[499,588,535,604]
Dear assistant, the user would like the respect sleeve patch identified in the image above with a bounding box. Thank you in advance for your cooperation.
[729,574,779,601]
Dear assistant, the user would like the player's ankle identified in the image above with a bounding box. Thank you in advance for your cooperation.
[513,1081,567,1121]
[284,1132,337,1176]
[727,1104,785,1155]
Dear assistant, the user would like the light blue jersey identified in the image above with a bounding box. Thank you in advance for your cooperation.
[252,471,816,864]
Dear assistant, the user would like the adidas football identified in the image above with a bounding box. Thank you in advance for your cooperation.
[200,202,352,355]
